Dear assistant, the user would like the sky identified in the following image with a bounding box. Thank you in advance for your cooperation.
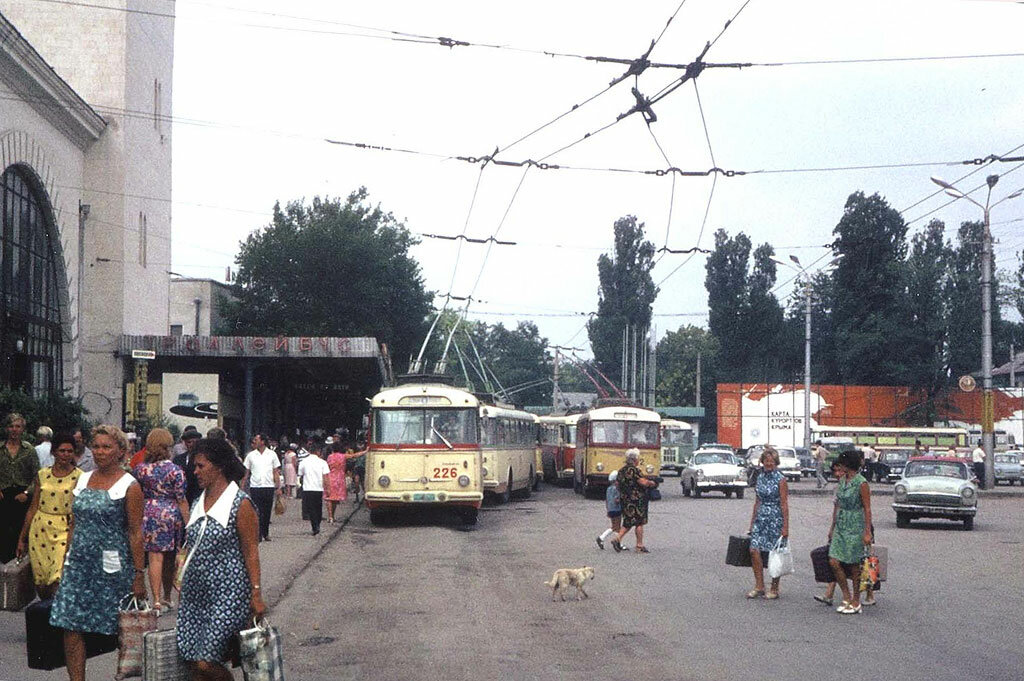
[167,0,1024,360]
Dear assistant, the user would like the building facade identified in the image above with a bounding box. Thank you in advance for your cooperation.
[0,2,173,421]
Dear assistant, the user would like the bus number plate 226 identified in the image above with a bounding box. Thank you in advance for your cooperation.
[432,467,457,480]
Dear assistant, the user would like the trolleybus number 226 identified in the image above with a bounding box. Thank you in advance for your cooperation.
[432,467,458,479]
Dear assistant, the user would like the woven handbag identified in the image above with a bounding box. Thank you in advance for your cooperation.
[142,629,188,681]
[116,596,159,679]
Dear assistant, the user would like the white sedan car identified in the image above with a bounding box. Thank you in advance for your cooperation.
[681,449,748,498]
[745,445,803,483]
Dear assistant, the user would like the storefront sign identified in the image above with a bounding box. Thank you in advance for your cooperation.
[120,335,379,359]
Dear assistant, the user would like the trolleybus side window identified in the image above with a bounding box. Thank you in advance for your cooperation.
[628,422,659,446]
[591,421,625,444]
[374,408,477,445]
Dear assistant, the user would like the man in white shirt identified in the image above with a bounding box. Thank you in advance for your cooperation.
[34,426,53,468]
[243,434,281,541]
[812,440,829,488]
[860,444,877,481]
[297,448,331,535]
[971,445,986,489]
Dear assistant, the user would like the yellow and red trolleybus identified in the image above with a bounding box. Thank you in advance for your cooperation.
[573,403,661,497]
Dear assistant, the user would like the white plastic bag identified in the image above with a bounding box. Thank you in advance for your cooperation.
[767,537,795,578]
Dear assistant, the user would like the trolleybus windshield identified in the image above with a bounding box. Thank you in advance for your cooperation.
[374,408,478,445]
[590,421,659,446]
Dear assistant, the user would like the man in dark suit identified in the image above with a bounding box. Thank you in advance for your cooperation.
[172,429,203,506]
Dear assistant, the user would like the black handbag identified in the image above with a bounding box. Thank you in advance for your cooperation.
[647,486,662,501]
[726,534,753,567]
[810,545,833,583]
[26,599,117,670]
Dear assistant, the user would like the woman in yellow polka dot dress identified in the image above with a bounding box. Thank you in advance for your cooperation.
[17,432,81,599]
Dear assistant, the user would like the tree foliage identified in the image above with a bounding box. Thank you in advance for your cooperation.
[220,189,433,366]
[656,325,719,410]
[587,216,658,386]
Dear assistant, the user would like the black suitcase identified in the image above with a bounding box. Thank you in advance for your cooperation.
[811,545,833,583]
[25,598,118,670]
[725,534,752,567]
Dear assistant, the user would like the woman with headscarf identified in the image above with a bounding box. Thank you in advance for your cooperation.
[132,428,188,614]
[177,437,265,681]
[610,448,657,553]
[746,446,789,600]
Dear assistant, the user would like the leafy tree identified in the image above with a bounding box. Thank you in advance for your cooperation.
[483,322,552,406]
[220,189,433,366]
[831,192,911,384]
[587,216,658,385]
[0,387,89,439]
[656,325,719,408]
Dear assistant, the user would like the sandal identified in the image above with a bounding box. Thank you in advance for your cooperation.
[635,546,650,553]
[839,603,862,614]
[611,539,623,553]
[835,600,851,613]
[765,590,779,600]
[745,589,765,599]
[813,595,834,606]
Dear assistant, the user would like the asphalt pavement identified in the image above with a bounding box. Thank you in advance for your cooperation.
[1,481,1021,681]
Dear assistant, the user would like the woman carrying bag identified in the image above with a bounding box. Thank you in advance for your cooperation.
[746,446,789,600]
[828,449,872,614]
[177,438,266,681]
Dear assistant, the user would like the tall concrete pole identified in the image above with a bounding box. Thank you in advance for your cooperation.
[804,279,813,453]
[981,200,995,489]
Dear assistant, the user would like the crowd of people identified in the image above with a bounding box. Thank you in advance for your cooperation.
[0,412,364,681]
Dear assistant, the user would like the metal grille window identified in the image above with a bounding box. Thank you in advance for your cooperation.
[0,165,64,396]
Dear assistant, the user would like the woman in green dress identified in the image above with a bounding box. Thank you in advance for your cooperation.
[828,449,872,614]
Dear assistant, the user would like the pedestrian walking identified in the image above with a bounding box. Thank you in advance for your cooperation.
[132,428,189,615]
[610,449,657,554]
[595,469,621,549]
[349,447,367,502]
[746,446,789,600]
[971,444,986,489]
[282,445,298,498]
[50,424,147,681]
[17,432,81,599]
[325,443,348,522]
[828,449,873,614]
[813,440,829,489]
[861,444,878,481]
[1,412,39,563]
[173,429,203,507]
[71,428,96,472]
[177,437,266,681]
[242,434,281,542]
[35,426,54,469]
[298,448,330,535]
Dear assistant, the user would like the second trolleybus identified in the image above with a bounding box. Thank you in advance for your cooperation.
[573,403,661,497]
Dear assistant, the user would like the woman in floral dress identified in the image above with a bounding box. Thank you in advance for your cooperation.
[178,437,265,681]
[610,449,657,553]
[51,424,146,681]
[747,447,789,599]
[17,432,81,599]
[132,428,188,614]
[828,449,872,614]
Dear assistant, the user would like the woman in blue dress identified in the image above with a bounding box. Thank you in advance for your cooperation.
[50,424,147,681]
[746,446,790,599]
[177,438,266,681]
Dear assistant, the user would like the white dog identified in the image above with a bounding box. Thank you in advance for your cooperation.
[543,566,595,601]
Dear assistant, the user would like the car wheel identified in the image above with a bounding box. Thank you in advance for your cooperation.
[724,489,733,498]
[962,517,974,531]
[736,488,745,499]
[896,513,910,528]
[681,478,691,497]
[692,484,702,498]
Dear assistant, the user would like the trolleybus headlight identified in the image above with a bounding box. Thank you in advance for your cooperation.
[596,462,605,472]
[482,466,489,477]
[458,475,471,487]
[645,464,654,474]
[378,475,391,488]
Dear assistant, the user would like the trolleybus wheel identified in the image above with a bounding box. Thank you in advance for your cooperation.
[498,471,512,504]
[461,508,478,525]
[369,509,385,526]
[532,466,540,491]
[574,474,582,495]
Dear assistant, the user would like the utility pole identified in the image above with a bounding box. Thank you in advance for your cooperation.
[1010,343,1016,388]
[695,351,702,408]
[981,180,995,490]
[803,278,813,453]
[650,327,657,407]
[552,347,560,410]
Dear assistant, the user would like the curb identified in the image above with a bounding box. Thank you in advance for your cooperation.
[267,499,364,608]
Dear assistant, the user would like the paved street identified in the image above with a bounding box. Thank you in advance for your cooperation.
[2,482,1021,681]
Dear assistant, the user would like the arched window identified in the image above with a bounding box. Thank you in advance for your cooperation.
[0,165,64,396]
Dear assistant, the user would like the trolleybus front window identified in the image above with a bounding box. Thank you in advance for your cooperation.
[628,422,659,446]
[591,421,625,444]
[374,409,477,445]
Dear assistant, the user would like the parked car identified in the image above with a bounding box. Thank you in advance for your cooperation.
[795,447,815,477]
[745,445,802,483]
[873,448,912,483]
[700,442,735,454]
[994,451,1022,486]
[892,457,978,530]
[680,449,747,498]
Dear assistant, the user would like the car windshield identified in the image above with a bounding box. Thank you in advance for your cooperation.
[776,449,797,459]
[995,454,1020,464]
[374,408,477,445]
[904,461,969,479]
[695,453,730,465]
[883,451,910,464]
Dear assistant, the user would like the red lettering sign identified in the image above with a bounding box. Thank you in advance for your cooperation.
[319,337,330,351]
[232,338,244,351]
[299,337,312,352]
[275,337,289,351]
[163,336,174,349]
[251,338,266,351]
[208,337,219,350]
[337,338,351,353]
[185,337,198,351]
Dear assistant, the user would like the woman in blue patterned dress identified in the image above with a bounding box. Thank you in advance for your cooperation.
[178,437,266,681]
[746,446,789,599]
[132,428,189,615]
[50,425,147,681]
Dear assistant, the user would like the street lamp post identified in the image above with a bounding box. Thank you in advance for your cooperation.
[931,174,1023,489]
[771,254,841,453]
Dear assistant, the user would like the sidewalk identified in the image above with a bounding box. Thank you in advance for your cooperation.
[0,493,361,681]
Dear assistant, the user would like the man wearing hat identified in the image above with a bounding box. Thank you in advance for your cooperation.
[172,429,203,505]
